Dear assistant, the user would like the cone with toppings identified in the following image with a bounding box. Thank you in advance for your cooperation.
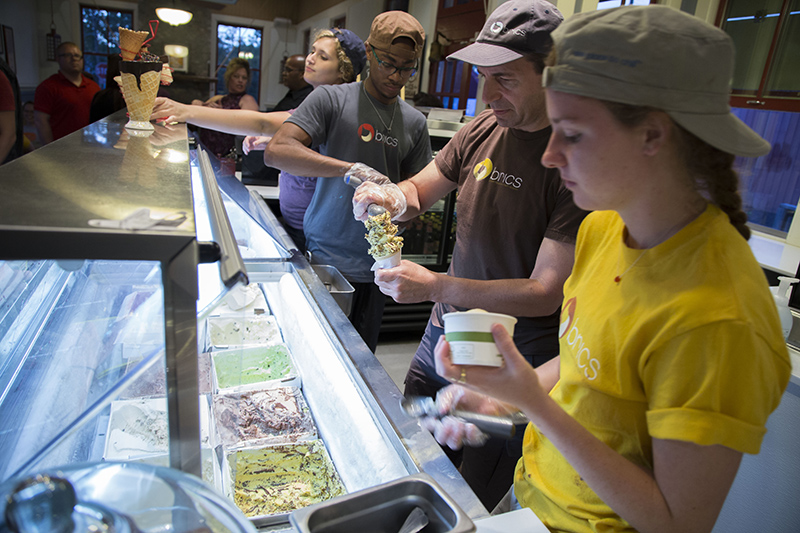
[118,23,165,131]
[365,211,403,270]
[119,27,149,60]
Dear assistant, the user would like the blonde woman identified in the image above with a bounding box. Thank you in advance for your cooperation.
[151,28,365,251]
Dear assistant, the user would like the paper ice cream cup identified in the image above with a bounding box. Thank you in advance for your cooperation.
[443,309,517,367]
[371,251,401,271]
[120,61,162,130]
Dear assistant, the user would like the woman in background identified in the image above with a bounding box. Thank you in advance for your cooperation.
[193,57,259,158]
[427,6,791,533]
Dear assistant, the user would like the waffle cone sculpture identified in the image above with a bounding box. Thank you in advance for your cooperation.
[119,27,149,60]
[120,61,162,130]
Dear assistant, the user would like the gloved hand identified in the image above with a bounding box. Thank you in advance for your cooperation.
[418,385,505,450]
[344,162,392,186]
[352,180,408,221]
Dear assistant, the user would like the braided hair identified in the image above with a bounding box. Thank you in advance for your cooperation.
[603,102,750,240]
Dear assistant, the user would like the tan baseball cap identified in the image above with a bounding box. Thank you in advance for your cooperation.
[543,5,770,157]
[366,11,425,61]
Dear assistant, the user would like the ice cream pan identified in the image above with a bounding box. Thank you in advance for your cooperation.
[401,396,518,440]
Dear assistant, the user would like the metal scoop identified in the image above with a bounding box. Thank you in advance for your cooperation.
[398,506,428,533]
[344,175,387,216]
[400,396,517,440]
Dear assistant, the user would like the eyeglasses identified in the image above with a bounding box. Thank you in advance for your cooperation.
[370,46,417,79]
[58,53,83,60]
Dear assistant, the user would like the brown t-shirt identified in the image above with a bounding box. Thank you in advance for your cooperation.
[433,110,588,356]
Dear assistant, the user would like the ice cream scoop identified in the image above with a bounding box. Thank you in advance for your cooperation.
[400,396,519,439]
[344,175,387,216]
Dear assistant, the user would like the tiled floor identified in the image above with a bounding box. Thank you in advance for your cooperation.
[374,331,423,390]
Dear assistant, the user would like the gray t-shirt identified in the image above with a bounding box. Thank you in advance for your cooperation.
[287,82,432,282]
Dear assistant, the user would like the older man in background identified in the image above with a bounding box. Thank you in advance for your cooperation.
[34,42,100,144]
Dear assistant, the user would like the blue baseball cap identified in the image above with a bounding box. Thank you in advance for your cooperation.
[333,28,367,77]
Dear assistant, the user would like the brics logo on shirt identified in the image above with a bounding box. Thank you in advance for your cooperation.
[358,123,398,147]
[472,158,522,189]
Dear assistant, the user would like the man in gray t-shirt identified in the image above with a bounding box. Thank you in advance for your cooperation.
[264,12,431,351]
[351,0,587,511]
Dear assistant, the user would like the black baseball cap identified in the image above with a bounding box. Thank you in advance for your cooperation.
[448,0,563,67]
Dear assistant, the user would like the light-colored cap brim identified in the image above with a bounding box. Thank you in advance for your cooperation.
[669,111,770,158]
[544,65,771,158]
[447,42,522,67]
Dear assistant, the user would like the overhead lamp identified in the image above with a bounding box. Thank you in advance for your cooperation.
[156,7,193,26]
[164,44,189,58]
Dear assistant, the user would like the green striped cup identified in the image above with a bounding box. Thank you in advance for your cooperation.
[443,310,517,367]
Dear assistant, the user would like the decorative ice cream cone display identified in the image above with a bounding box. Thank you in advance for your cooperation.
[120,61,162,130]
[365,211,403,270]
[119,27,150,60]
[117,22,173,131]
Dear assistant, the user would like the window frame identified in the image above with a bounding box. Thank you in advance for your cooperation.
[209,13,270,107]
[79,3,134,89]
[715,0,800,113]
[214,21,263,101]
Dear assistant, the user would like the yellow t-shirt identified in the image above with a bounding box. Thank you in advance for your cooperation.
[515,206,791,533]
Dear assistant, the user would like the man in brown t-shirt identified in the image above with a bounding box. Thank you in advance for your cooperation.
[352,0,587,510]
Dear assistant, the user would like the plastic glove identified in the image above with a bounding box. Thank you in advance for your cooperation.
[420,414,489,450]
[352,180,408,221]
[419,384,519,450]
[345,162,392,186]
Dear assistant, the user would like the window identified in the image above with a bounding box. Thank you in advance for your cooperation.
[718,0,800,112]
[733,109,800,234]
[428,0,485,112]
[716,0,800,235]
[80,5,134,89]
[215,23,262,100]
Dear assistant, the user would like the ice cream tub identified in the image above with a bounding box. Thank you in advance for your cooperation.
[211,344,300,393]
[210,283,270,316]
[212,387,317,449]
[223,440,347,527]
[207,315,282,350]
[129,447,219,488]
[103,397,211,460]
[443,310,517,367]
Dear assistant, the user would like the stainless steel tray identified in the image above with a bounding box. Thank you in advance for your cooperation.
[289,473,475,533]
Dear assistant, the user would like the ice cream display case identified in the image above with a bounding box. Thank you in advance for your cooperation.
[0,111,486,530]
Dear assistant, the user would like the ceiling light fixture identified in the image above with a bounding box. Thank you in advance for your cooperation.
[156,7,193,26]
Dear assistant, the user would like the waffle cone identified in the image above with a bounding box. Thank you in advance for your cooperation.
[121,70,161,121]
[119,27,149,60]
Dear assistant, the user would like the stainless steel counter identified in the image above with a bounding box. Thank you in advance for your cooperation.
[0,110,487,529]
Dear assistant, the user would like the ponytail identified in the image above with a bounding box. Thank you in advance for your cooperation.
[673,126,750,240]
[603,101,750,240]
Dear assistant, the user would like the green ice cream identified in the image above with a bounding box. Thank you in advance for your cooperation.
[212,344,295,389]
[230,440,345,517]
[364,211,403,259]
